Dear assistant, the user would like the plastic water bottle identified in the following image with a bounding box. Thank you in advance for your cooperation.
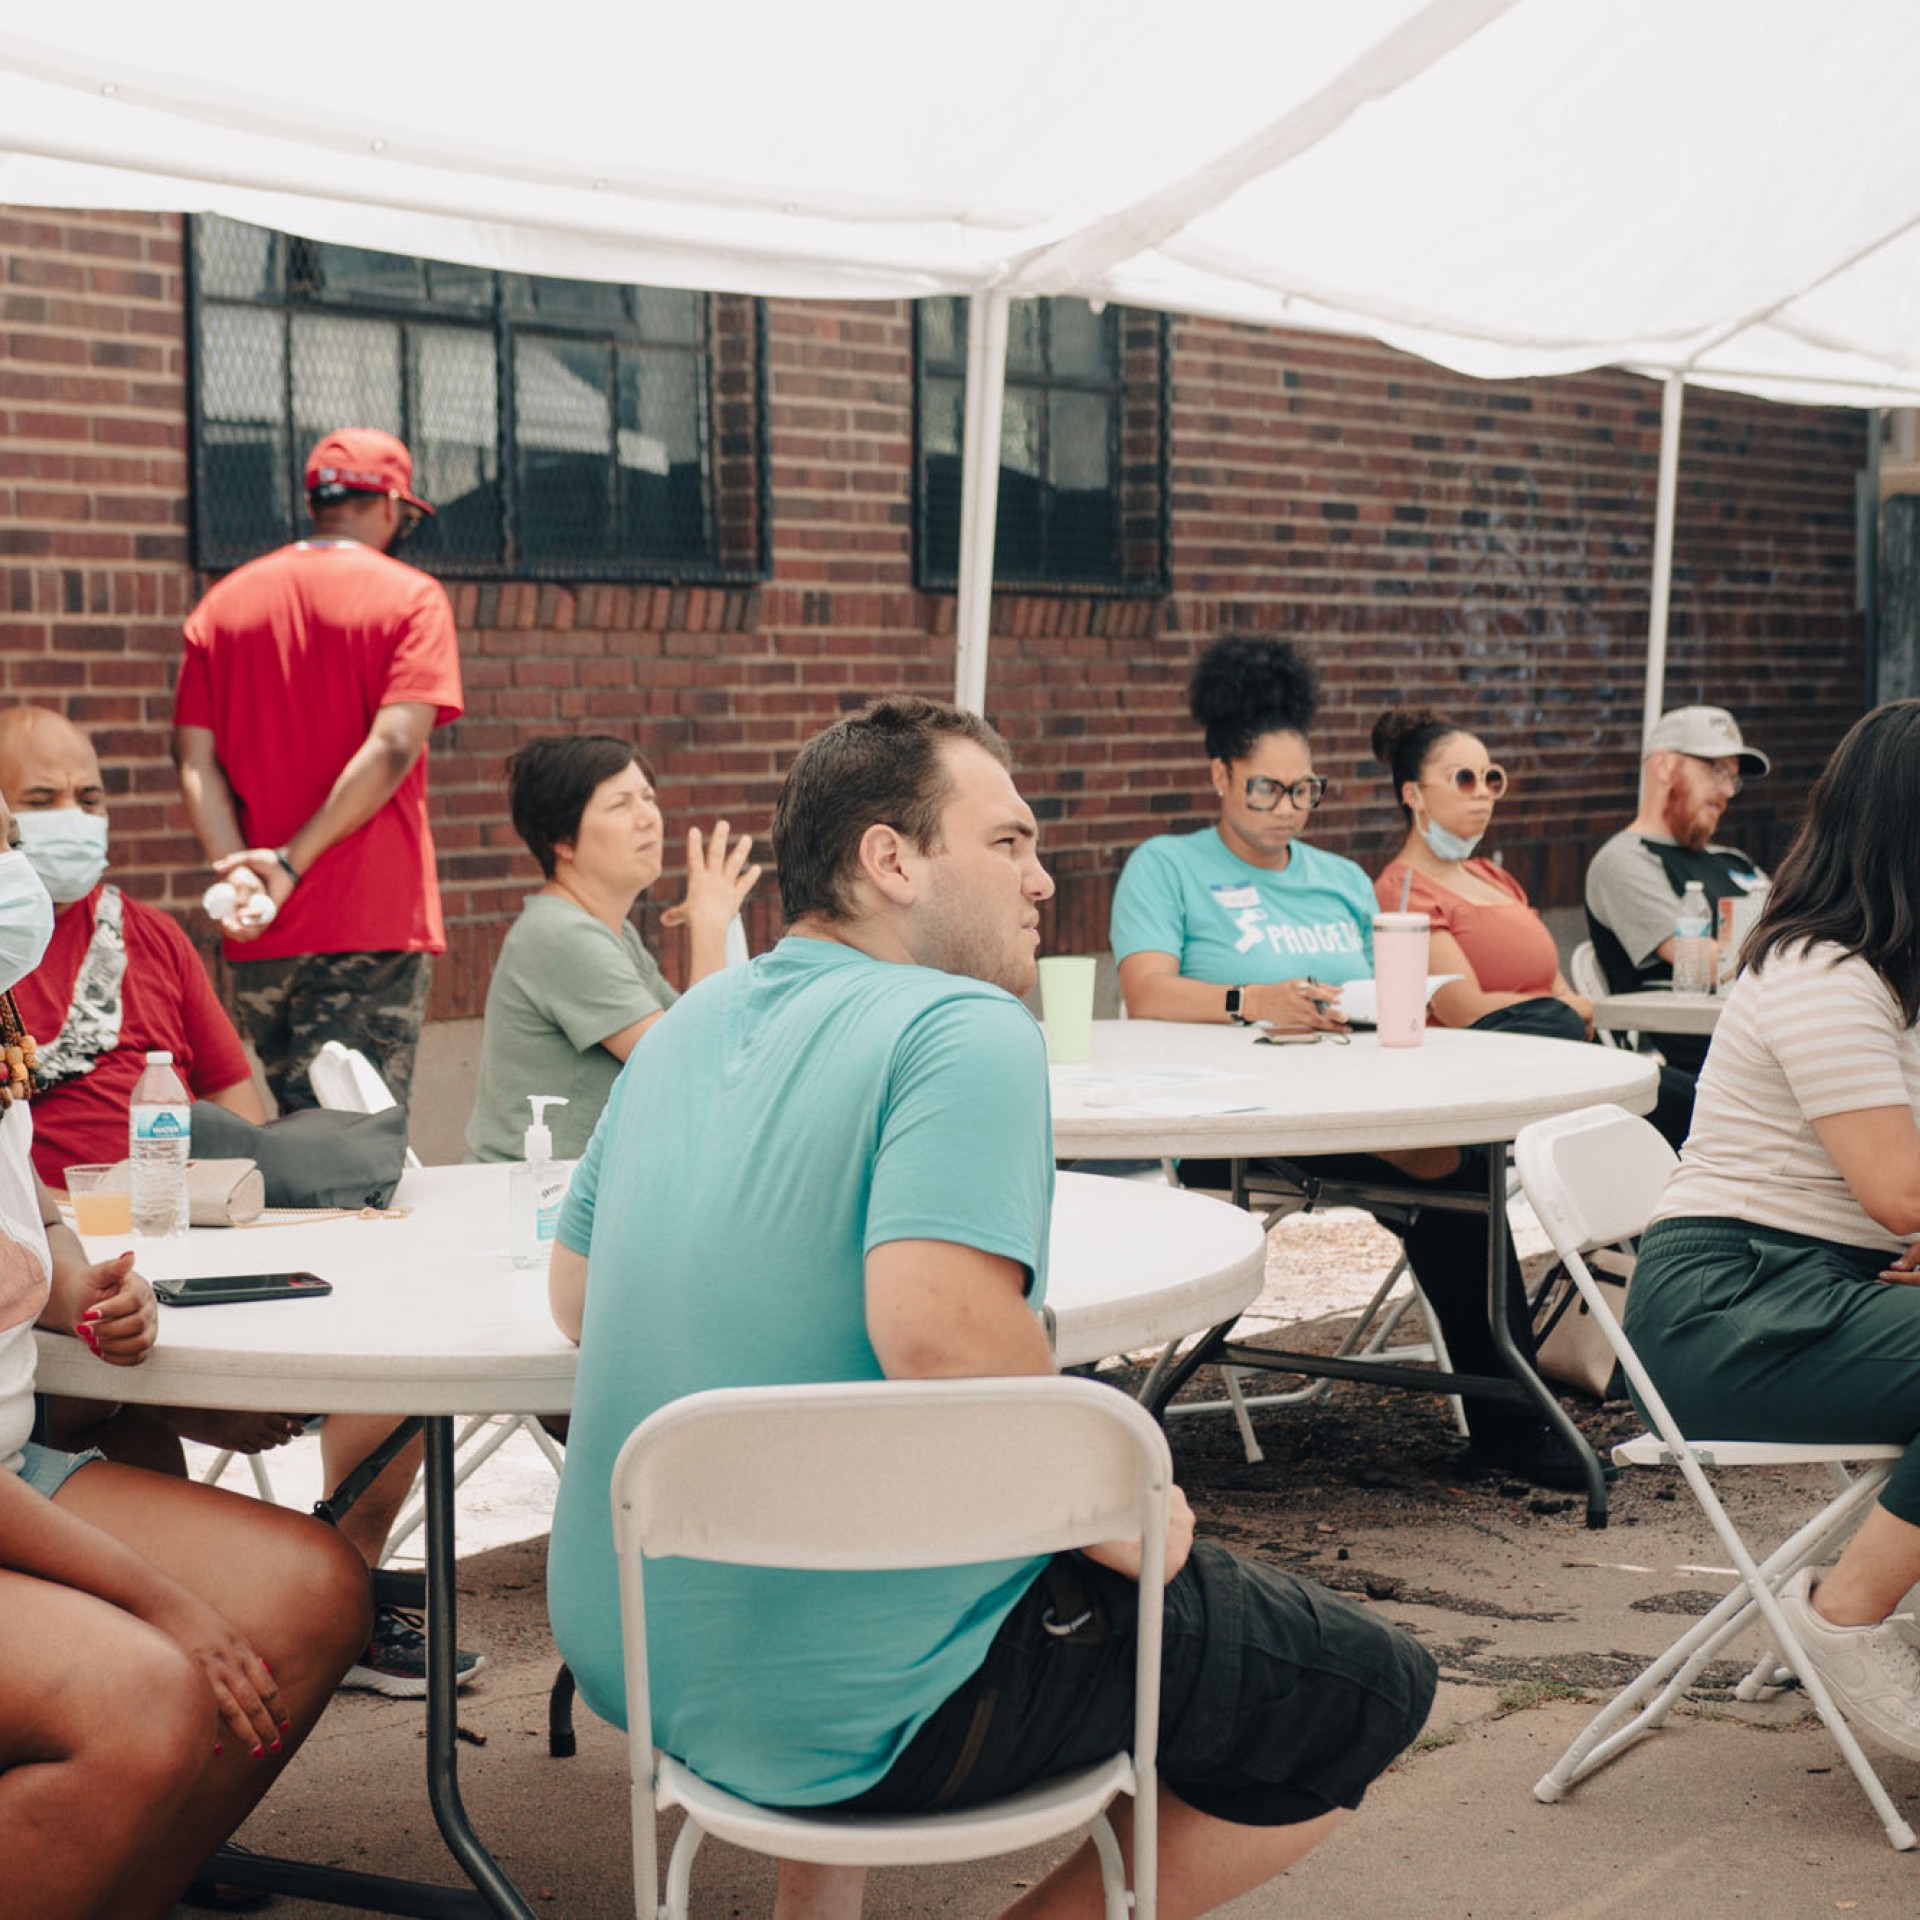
[1671,881,1715,994]
[129,1049,190,1237]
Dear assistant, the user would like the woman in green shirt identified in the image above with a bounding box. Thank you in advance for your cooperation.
[466,735,761,1163]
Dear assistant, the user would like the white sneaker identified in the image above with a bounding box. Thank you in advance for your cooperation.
[1773,1566,1920,1761]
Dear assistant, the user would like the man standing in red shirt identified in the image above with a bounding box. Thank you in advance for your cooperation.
[173,427,464,1116]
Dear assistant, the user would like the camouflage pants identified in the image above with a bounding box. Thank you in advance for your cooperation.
[230,950,432,1116]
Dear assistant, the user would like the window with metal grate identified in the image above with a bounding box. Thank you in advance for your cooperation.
[188,216,767,584]
[914,296,1167,596]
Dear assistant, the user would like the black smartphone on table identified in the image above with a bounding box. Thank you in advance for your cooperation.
[152,1272,333,1308]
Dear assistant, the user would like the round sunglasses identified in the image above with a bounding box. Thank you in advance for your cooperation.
[1425,764,1507,799]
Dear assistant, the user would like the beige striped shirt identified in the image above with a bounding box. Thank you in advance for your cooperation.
[1653,942,1920,1251]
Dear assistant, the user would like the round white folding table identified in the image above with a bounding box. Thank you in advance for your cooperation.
[34,1162,1263,1918]
[1589,988,1722,1038]
[1050,1021,1660,1523]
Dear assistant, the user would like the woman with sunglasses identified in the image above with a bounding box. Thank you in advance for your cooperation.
[1110,636,1587,1488]
[1371,706,1590,1042]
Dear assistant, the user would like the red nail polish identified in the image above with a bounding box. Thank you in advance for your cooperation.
[271,1739,282,1752]
[252,1745,265,1759]
[213,1743,223,1757]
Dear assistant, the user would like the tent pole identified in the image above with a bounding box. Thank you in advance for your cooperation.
[1642,372,1685,749]
[953,289,1010,717]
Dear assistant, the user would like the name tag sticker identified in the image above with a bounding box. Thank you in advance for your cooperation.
[1209,884,1263,910]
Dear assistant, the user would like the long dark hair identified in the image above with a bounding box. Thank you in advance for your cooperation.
[1744,700,1920,1023]
[1371,705,1467,823]
[1188,636,1319,762]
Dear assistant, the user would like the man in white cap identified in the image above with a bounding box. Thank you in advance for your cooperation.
[1584,705,1771,1078]
[172,427,463,1117]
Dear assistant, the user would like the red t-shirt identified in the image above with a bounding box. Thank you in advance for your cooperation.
[14,887,255,1186]
[176,540,464,961]
[1374,859,1563,1014]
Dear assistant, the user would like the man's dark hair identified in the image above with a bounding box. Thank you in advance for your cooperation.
[507,733,655,879]
[1188,635,1320,763]
[1745,699,1920,1023]
[772,697,1009,923]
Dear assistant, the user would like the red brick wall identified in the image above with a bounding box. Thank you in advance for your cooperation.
[0,210,1867,1019]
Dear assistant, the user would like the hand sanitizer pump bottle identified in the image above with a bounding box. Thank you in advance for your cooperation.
[510,1095,570,1269]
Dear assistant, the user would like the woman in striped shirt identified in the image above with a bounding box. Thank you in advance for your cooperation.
[1624,699,1920,1761]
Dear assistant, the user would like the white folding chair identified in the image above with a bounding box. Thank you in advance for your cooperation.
[1515,1103,1915,1850]
[611,1376,1169,1920]
[1571,939,1641,1053]
[309,1039,559,1558]
[310,1040,423,1167]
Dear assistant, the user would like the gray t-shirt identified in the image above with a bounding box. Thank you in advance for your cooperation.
[1584,829,1766,973]
[465,892,676,1163]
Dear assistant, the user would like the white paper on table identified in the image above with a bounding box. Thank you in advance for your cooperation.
[1334,974,1462,1028]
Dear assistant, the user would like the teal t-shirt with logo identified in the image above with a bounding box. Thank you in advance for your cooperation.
[547,937,1054,1807]
[1109,827,1376,985]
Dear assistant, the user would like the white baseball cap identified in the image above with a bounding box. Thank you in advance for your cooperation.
[1645,706,1769,776]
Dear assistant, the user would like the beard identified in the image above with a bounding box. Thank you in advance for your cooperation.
[914,887,1037,997]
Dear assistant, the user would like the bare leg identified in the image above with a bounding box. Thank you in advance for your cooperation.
[36,1392,186,1475]
[773,1863,869,1920]
[1006,1793,1346,1920]
[1811,1505,1920,1626]
[52,1459,372,1919]
[321,1411,426,1568]
[0,1569,211,1920]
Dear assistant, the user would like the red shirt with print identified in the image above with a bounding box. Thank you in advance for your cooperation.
[14,887,255,1186]
[175,540,464,962]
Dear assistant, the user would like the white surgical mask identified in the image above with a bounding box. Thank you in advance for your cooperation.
[0,848,54,991]
[1420,816,1483,862]
[15,809,108,906]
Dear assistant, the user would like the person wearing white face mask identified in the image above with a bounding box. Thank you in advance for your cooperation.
[0,708,268,1194]
[1371,706,1592,1040]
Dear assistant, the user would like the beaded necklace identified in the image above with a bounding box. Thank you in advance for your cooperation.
[0,992,38,1107]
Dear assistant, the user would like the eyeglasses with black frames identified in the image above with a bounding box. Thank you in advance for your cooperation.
[1243,774,1329,813]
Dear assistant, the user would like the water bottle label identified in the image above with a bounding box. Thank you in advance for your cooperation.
[134,1105,190,1143]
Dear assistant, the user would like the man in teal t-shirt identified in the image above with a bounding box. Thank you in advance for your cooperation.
[547,698,1434,1916]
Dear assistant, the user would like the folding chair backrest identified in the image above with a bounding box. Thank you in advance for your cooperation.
[1516,1103,1676,1259]
[616,1375,1171,1573]
[1568,941,1608,1006]
[311,1039,399,1116]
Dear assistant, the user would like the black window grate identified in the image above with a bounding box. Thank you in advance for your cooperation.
[187,216,767,584]
[914,296,1168,596]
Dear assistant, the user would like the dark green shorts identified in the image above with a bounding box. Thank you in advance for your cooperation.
[1625,1214,1920,1522]
[839,1541,1436,1828]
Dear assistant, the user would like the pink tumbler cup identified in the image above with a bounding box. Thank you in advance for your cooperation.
[1371,911,1431,1049]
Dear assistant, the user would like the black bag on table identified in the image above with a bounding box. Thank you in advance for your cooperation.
[189,1101,411,1211]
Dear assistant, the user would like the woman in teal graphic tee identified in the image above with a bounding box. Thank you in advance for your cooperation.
[1108,635,1581,1491]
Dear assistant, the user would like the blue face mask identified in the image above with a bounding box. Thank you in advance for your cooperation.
[1420,816,1483,862]
[0,848,54,992]
[15,809,108,906]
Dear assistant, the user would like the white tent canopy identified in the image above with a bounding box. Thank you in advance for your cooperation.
[5,0,1916,718]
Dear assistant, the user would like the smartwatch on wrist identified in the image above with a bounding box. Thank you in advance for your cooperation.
[1225,986,1249,1025]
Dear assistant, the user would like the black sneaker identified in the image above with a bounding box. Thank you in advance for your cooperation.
[341,1604,486,1698]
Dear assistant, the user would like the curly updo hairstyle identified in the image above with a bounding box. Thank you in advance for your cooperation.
[1188,635,1320,764]
[1371,706,1465,822]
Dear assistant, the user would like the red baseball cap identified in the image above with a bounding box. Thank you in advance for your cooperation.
[303,428,435,516]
